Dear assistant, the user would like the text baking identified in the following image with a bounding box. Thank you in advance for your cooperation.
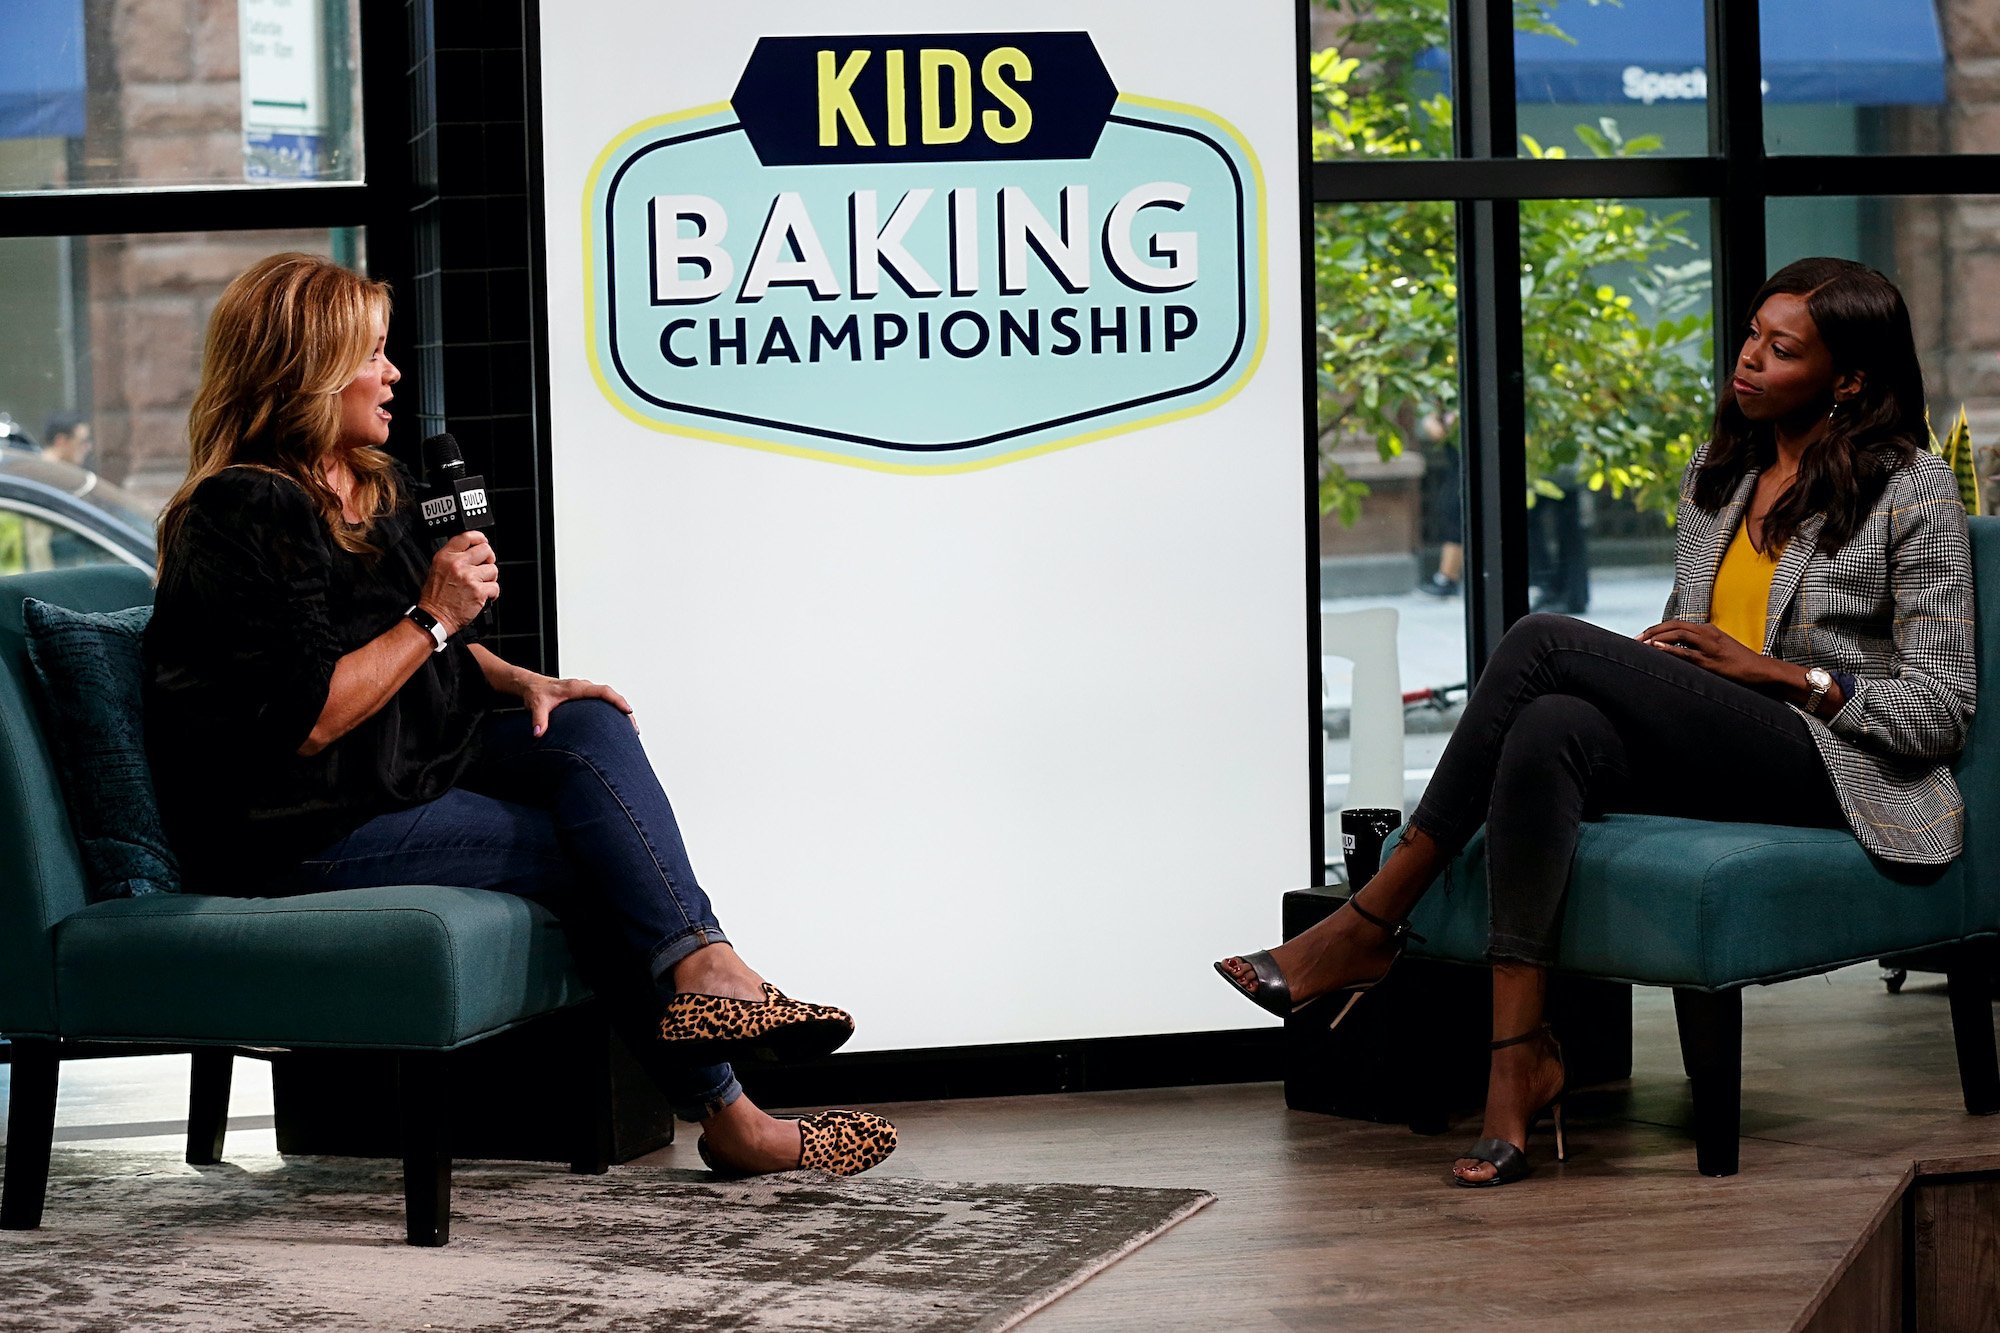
[647,183,1203,366]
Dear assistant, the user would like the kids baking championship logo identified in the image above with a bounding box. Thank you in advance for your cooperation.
[585,32,1266,471]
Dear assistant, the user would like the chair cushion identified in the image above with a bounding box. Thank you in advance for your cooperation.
[53,885,594,1049]
[1403,814,1967,990]
[20,598,179,900]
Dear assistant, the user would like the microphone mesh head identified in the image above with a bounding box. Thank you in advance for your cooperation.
[421,432,464,469]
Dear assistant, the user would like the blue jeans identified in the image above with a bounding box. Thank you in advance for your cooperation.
[273,698,741,1121]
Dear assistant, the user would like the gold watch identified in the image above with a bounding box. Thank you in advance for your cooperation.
[1803,666,1833,715]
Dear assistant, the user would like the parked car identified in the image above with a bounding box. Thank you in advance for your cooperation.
[0,445,157,574]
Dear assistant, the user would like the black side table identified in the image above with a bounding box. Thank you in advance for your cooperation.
[1281,886,1633,1133]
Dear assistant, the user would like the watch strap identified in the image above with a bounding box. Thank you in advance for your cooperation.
[404,604,449,653]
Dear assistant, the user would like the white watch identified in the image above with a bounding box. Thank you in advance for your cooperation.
[404,604,449,654]
[1803,666,1833,715]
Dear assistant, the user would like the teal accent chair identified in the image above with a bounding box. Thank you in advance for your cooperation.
[1401,516,2000,1176]
[0,567,600,1245]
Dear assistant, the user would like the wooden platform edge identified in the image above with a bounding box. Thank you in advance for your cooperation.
[1790,1150,2000,1332]
[1789,1162,1914,1333]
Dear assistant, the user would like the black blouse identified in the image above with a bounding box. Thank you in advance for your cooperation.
[144,464,493,887]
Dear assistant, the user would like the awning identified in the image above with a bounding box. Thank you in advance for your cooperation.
[1416,0,1946,107]
[1,0,86,141]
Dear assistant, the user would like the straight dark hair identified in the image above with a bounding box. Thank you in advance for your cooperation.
[1691,257,1925,554]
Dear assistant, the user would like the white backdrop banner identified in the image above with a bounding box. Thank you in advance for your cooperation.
[537,1,1310,1050]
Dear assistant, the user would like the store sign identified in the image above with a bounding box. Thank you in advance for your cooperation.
[584,31,1265,471]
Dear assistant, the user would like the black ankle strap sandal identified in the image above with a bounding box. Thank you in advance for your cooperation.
[1212,893,1425,1026]
[1344,895,1425,947]
[1451,1025,1569,1189]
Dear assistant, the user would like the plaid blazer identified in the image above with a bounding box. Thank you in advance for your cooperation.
[1663,446,1977,864]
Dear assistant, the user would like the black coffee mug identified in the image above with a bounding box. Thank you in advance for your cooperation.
[1341,807,1403,887]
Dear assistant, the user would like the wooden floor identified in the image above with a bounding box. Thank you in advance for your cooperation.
[8,966,1997,1329]
[844,966,2000,1330]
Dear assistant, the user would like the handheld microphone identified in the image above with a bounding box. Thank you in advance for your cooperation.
[419,431,497,628]
[419,431,494,542]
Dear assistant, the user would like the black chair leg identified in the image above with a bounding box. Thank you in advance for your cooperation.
[396,1052,452,1247]
[2,1038,60,1230]
[1672,987,1743,1177]
[186,1048,234,1166]
[1676,1008,1698,1083]
[1945,947,2000,1116]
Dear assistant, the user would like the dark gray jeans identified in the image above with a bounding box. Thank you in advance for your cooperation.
[1407,614,1846,965]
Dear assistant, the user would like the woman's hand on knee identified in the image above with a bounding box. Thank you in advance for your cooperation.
[522,675,637,738]
[1637,619,1773,687]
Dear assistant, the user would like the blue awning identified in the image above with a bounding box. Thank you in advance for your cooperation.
[1417,0,1945,107]
[1,0,86,141]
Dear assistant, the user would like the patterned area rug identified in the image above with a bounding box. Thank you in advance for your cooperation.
[0,1148,1212,1331]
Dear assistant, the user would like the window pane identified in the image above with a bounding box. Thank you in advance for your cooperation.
[1315,200,1460,864]
[1761,0,1954,155]
[1308,3,1452,161]
[1515,0,1710,158]
[0,0,363,192]
[1768,196,2000,503]
[0,228,362,534]
[1520,198,1715,637]
[0,506,140,574]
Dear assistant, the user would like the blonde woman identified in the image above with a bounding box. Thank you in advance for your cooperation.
[144,254,896,1177]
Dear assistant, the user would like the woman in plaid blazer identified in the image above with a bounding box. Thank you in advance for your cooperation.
[1219,257,1974,1187]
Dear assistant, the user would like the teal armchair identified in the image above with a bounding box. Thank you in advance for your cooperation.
[0,567,601,1244]
[1402,516,2000,1175]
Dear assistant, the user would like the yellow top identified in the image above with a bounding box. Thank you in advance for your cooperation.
[1711,521,1781,651]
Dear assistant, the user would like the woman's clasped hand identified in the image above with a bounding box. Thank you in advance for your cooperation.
[416,528,500,636]
[1636,618,1775,686]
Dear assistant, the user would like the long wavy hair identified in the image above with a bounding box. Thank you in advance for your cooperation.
[1691,257,1926,555]
[157,253,401,563]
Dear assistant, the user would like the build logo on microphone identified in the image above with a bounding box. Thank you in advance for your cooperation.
[584,33,1265,472]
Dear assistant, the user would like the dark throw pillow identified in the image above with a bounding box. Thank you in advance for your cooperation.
[21,598,181,900]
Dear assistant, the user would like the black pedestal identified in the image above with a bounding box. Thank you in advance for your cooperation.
[271,1006,675,1166]
[1280,886,1633,1132]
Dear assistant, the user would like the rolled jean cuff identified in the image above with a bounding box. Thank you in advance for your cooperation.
[1487,932,1556,968]
[649,924,731,989]
[673,1066,743,1124]
[1404,805,1466,859]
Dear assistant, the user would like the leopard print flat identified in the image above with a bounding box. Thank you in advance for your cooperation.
[658,982,855,1065]
[697,1109,899,1179]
